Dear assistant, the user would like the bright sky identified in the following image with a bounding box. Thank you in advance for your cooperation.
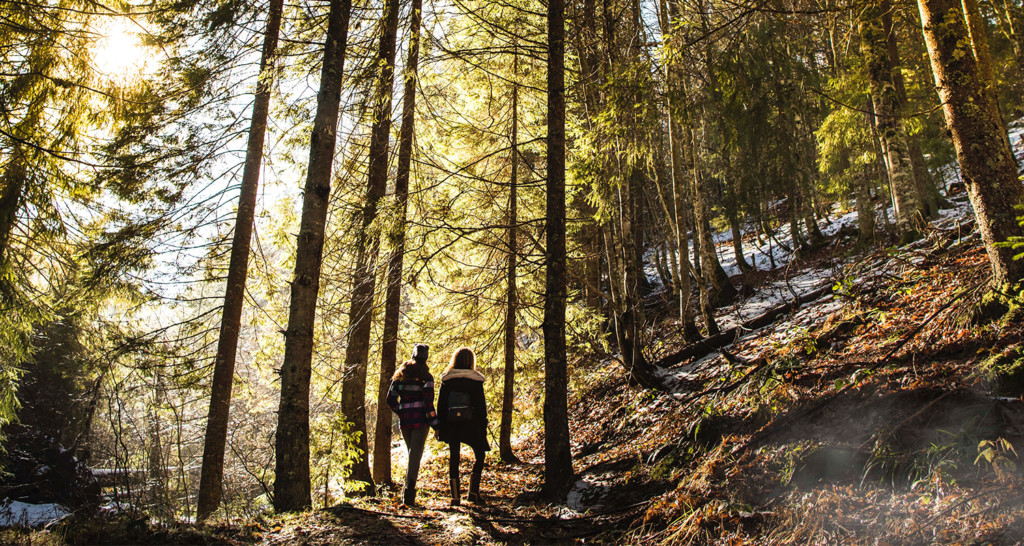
[92,17,151,77]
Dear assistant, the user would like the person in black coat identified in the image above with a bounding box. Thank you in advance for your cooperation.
[436,347,489,505]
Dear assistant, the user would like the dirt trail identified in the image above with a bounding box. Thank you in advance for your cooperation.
[258,452,642,545]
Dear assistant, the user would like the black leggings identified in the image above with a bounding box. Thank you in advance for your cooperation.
[448,442,485,483]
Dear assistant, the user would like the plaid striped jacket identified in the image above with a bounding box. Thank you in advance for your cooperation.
[386,375,440,431]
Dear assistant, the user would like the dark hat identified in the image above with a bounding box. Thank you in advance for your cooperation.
[412,343,429,363]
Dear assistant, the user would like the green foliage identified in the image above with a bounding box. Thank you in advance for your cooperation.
[995,204,1024,261]
[975,438,1018,481]
[861,425,979,489]
[312,416,367,500]
[982,344,1024,396]
[815,67,877,198]
[0,307,32,432]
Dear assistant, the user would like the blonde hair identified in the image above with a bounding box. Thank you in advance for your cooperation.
[445,347,475,374]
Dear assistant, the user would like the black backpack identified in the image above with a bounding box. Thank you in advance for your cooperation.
[447,390,473,422]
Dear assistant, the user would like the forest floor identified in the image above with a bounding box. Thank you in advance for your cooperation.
[7,195,1024,544]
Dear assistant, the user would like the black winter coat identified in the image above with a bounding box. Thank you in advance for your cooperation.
[436,369,490,451]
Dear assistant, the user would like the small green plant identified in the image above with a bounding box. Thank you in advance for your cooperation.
[995,204,1024,260]
[975,437,1018,482]
[787,327,817,355]
[862,423,980,488]
[833,277,855,297]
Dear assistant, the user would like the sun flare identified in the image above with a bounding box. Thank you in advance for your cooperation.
[93,19,150,77]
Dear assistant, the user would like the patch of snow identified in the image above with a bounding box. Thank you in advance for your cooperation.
[1010,121,1024,167]
[0,500,70,528]
[644,119,1024,388]
[717,268,835,332]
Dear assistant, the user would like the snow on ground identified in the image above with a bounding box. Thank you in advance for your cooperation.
[649,173,982,391]
[716,268,836,331]
[1010,120,1024,166]
[642,118,1022,391]
[930,119,1024,188]
[0,500,70,528]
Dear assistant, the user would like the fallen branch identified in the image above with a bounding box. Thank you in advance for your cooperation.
[654,284,833,369]
[669,355,770,406]
[798,312,868,357]
[906,486,1012,539]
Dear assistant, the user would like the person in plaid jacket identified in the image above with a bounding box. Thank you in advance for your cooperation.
[386,343,439,506]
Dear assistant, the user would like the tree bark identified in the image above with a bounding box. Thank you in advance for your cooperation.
[147,374,168,518]
[995,0,1024,80]
[274,0,352,513]
[690,127,736,308]
[0,153,26,268]
[725,179,753,272]
[542,0,573,498]
[372,0,422,487]
[856,167,876,248]
[664,52,699,337]
[500,49,519,464]
[918,0,1024,285]
[198,0,284,521]
[861,1,924,236]
[340,0,402,495]
[883,7,939,217]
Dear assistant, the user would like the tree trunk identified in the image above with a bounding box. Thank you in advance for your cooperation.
[801,180,825,245]
[997,0,1024,81]
[789,189,808,251]
[866,97,897,237]
[372,0,422,487]
[622,166,648,364]
[654,244,671,289]
[689,128,736,307]
[962,0,998,91]
[856,167,876,248]
[725,183,752,272]
[729,215,749,271]
[883,7,939,217]
[918,0,1024,285]
[662,56,697,336]
[543,0,573,498]
[198,0,284,521]
[861,1,924,237]
[604,220,662,389]
[147,374,168,519]
[682,129,715,331]
[274,0,353,513]
[579,0,604,312]
[499,47,520,464]
[0,153,25,267]
[340,0,402,495]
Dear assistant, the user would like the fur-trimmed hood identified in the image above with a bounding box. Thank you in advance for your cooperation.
[441,368,485,382]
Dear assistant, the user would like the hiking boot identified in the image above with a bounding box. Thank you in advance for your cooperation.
[402,485,419,508]
[449,477,461,506]
[468,471,485,505]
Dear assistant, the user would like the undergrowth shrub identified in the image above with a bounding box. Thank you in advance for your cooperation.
[982,343,1024,396]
